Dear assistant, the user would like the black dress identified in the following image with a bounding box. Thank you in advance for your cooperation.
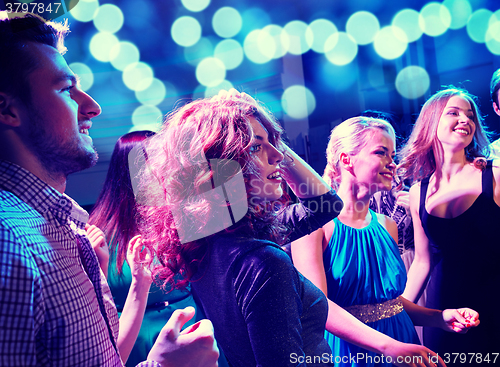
[420,161,500,364]
[192,191,342,367]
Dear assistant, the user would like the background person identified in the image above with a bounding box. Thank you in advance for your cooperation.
[489,68,500,158]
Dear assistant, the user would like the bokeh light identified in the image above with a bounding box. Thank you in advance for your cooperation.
[419,2,452,37]
[392,9,423,43]
[171,16,202,47]
[123,62,154,91]
[281,86,316,119]
[212,7,242,38]
[184,38,214,66]
[69,63,94,91]
[135,78,166,106]
[283,20,312,55]
[395,66,430,99]
[346,11,380,45]
[485,10,500,55]
[69,0,99,22]
[262,25,289,59]
[89,32,119,62]
[307,19,338,53]
[373,26,408,60]
[195,57,226,87]
[93,4,124,33]
[324,32,358,66]
[467,9,493,43]
[109,41,140,71]
[244,29,273,64]
[443,0,472,30]
[214,39,244,70]
[181,0,210,12]
[130,105,163,132]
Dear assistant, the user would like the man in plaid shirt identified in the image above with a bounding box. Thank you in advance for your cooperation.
[0,12,218,367]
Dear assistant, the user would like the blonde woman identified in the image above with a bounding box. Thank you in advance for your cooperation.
[292,116,478,367]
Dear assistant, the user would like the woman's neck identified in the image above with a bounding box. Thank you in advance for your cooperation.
[336,180,371,222]
[435,148,469,182]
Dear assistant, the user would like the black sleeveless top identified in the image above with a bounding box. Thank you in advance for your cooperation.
[419,161,500,359]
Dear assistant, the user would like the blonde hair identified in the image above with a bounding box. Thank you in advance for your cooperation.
[398,87,491,184]
[324,116,396,190]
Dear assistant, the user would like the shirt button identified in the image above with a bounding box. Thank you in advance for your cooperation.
[59,198,68,206]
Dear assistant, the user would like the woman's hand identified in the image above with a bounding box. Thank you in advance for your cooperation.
[395,191,410,214]
[85,224,109,277]
[383,341,446,367]
[441,308,480,333]
[127,235,153,285]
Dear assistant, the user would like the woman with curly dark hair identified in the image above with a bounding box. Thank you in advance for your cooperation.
[137,89,345,366]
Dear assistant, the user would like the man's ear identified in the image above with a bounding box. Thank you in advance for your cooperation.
[0,92,22,127]
[493,101,500,117]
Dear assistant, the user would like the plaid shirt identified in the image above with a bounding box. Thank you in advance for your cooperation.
[0,161,159,367]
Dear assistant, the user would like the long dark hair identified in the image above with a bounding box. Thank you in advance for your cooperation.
[89,130,154,273]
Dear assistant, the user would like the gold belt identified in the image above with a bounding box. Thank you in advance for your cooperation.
[344,298,403,324]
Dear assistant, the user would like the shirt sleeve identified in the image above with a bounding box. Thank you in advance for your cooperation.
[234,245,305,366]
[281,189,343,243]
[0,224,43,366]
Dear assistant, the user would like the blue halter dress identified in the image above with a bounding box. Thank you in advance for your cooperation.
[323,210,419,366]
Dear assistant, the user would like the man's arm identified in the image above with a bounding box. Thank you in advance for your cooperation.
[0,223,41,366]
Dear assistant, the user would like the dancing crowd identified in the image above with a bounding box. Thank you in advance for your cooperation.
[1,12,499,367]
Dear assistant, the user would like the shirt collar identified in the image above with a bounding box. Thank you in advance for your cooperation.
[0,160,88,226]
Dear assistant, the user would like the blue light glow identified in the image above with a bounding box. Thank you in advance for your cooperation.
[419,3,452,37]
[122,62,154,91]
[346,11,380,45]
[283,20,311,55]
[89,32,119,62]
[392,9,423,43]
[93,4,124,33]
[69,63,94,91]
[212,7,242,38]
[307,19,338,53]
[281,86,316,119]
[395,66,430,99]
[467,9,493,43]
[214,39,244,70]
[181,0,210,12]
[195,57,227,87]
[171,16,202,47]
[324,32,358,66]
[443,0,472,30]
[373,26,407,60]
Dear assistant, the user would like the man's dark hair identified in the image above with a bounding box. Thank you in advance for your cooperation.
[0,12,69,104]
[490,68,500,106]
